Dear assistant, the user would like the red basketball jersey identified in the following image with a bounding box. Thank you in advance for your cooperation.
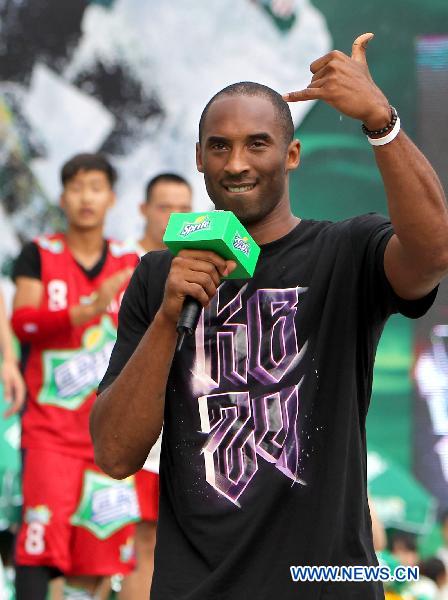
[21,234,139,460]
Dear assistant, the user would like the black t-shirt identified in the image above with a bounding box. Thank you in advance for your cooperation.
[99,214,436,600]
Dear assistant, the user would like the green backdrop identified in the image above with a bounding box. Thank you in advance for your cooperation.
[290,0,448,472]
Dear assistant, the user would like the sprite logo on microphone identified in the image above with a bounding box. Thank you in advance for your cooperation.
[164,211,260,279]
[179,215,211,237]
[233,232,250,257]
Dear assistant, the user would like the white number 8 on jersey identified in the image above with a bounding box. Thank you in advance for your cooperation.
[48,280,68,311]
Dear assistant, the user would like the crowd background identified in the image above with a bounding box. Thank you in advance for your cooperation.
[1,1,448,599]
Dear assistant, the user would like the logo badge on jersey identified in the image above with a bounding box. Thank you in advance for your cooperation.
[24,505,52,525]
[38,315,117,410]
[71,471,139,540]
[179,215,211,237]
[36,237,64,254]
[120,537,135,563]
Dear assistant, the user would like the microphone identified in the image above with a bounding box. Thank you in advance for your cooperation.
[163,211,260,350]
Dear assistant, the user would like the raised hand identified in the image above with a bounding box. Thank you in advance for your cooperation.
[93,267,134,315]
[283,33,391,131]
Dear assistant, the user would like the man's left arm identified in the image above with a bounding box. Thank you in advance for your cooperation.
[284,32,448,300]
[374,129,448,300]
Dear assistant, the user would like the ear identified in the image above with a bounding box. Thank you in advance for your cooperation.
[286,139,301,172]
[109,191,117,208]
[59,194,65,209]
[196,142,204,173]
[139,201,148,217]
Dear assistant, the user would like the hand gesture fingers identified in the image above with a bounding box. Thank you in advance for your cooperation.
[351,32,374,65]
[283,33,390,128]
[309,50,346,75]
[282,87,324,103]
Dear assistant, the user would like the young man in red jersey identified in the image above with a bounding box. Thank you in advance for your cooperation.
[12,153,139,600]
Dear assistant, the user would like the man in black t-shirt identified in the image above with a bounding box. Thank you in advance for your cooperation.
[91,34,448,599]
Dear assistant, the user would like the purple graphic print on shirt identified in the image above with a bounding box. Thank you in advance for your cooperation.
[195,284,308,505]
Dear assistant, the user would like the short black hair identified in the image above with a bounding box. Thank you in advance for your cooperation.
[61,153,117,187]
[419,557,446,583]
[198,81,294,145]
[387,530,418,553]
[145,172,191,203]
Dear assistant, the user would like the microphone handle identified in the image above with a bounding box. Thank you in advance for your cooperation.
[176,296,202,351]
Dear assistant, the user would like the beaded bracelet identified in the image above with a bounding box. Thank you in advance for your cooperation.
[361,106,398,137]
[367,115,401,146]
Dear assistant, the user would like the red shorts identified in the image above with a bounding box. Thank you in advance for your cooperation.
[16,448,137,576]
[134,470,159,522]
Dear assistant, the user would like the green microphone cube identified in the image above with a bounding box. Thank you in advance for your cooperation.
[163,211,260,279]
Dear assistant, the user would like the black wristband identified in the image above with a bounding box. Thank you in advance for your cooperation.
[362,106,398,137]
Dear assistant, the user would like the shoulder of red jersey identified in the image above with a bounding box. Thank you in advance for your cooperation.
[34,233,65,254]
[107,238,140,259]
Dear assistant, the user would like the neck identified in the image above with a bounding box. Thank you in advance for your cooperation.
[138,231,166,253]
[246,196,300,245]
[65,225,105,268]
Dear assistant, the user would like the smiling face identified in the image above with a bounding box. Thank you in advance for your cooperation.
[196,94,300,226]
[60,169,115,231]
